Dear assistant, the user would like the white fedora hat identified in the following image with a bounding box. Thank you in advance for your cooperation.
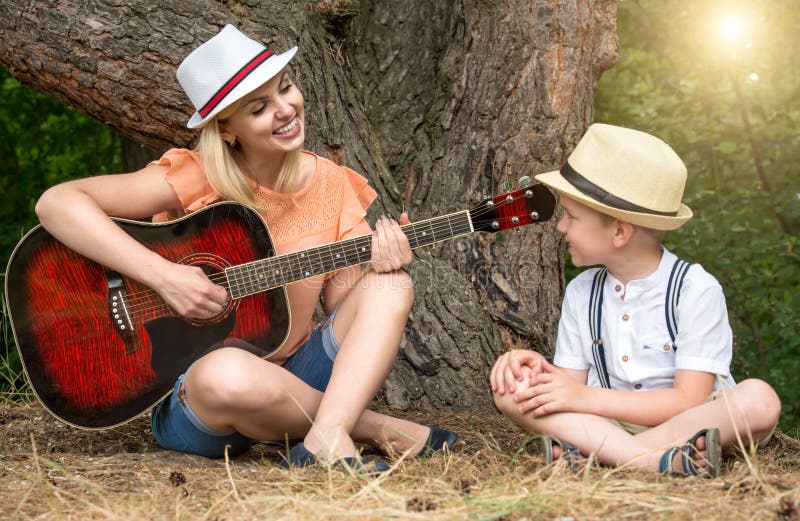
[177,24,297,129]
[535,123,693,230]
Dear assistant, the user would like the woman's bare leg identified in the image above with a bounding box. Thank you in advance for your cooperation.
[184,268,423,460]
[302,269,418,459]
[184,347,432,454]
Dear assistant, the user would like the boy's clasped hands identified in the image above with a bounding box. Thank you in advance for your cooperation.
[491,350,590,417]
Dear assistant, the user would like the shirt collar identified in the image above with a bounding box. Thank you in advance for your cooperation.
[605,247,677,297]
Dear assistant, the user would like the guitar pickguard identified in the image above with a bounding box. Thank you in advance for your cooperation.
[145,313,236,379]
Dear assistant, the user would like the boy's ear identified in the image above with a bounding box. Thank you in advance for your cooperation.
[612,220,636,248]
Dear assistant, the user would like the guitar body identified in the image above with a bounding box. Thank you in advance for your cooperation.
[5,202,289,429]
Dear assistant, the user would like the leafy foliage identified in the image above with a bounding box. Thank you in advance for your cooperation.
[593,0,800,433]
[0,68,121,395]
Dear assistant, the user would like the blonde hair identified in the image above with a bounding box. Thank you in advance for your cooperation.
[195,102,300,208]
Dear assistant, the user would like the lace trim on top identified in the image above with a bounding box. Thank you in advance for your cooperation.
[152,149,377,248]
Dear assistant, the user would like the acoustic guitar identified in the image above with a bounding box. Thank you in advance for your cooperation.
[5,183,555,429]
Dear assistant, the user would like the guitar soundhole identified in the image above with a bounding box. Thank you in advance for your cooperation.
[179,253,239,326]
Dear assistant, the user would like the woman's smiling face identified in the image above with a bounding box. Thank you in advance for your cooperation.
[221,67,305,159]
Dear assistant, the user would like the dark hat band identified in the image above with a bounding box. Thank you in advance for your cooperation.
[560,162,678,217]
[198,49,274,118]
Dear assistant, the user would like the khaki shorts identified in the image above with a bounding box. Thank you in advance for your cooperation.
[606,388,776,448]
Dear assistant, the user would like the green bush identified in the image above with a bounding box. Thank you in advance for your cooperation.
[592,0,800,434]
[0,68,121,397]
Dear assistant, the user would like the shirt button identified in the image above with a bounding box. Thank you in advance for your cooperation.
[615,284,622,292]
[622,355,629,362]
[663,344,671,351]
[634,383,642,390]
[622,314,629,321]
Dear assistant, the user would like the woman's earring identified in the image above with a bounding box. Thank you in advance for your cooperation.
[228,138,240,150]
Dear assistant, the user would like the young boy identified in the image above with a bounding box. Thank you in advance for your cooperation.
[491,124,781,476]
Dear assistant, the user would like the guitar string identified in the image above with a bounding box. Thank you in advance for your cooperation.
[120,210,487,311]
[118,203,529,315]
[116,195,543,316]
[121,218,474,317]
[121,215,521,320]
[117,197,539,317]
[116,200,513,308]
[118,213,467,308]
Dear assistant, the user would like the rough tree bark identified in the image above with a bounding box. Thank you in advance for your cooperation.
[0,0,617,412]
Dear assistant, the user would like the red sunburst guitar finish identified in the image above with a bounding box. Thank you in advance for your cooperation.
[5,185,554,429]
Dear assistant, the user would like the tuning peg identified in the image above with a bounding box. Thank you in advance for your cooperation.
[518,175,532,187]
[501,180,513,192]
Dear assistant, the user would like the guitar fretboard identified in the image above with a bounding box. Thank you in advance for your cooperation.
[224,211,474,299]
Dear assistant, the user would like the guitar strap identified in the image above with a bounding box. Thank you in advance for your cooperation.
[589,258,691,389]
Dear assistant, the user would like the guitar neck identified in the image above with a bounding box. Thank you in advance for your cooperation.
[225,210,473,299]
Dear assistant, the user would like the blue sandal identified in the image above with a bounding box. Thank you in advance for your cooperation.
[280,442,390,474]
[659,428,721,477]
[542,436,581,472]
[416,427,459,457]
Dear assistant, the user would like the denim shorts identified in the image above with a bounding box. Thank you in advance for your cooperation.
[150,311,340,458]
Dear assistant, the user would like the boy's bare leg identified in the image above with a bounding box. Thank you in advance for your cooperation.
[493,378,780,473]
[495,380,780,471]
[633,379,781,452]
[494,397,663,471]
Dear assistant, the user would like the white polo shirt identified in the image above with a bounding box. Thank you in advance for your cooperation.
[553,248,736,391]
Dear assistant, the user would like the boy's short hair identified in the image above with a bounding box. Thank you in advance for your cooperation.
[570,195,667,243]
[536,124,692,231]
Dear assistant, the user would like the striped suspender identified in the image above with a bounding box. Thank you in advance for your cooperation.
[589,268,612,389]
[665,259,691,346]
[589,259,690,389]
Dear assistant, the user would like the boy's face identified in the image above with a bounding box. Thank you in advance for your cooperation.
[555,196,616,267]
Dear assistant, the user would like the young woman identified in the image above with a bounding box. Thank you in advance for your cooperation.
[34,24,457,470]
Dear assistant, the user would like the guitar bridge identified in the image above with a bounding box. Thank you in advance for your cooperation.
[106,271,136,353]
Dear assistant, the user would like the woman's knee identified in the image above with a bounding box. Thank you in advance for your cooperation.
[186,348,286,410]
[363,269,414,312]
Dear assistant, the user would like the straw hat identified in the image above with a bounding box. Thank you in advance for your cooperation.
[535,123,693,230]
[177,24,297,128]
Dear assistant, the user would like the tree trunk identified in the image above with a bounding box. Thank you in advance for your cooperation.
[0,0,617,412]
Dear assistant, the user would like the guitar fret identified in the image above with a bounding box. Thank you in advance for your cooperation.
[420,219,437,247]
[335,242,347,270]
[230,211,481,299]
[314,245,326,277]
[272,257,288,287]
[294,251,304,279]
[245,263,256,295]
[356,237,372,264]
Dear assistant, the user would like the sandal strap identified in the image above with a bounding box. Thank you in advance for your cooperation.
[659,446,681,474]
[542,437,581,472]
[679,444,702,476]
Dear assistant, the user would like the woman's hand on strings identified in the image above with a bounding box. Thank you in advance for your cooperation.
[369,212,413,273]
[155,262,228,319]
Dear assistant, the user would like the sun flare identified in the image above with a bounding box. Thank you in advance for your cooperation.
[719,14,744,42]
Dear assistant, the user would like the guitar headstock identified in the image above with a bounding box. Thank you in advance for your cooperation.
[469,179,556,233]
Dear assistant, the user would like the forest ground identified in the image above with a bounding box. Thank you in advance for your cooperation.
[2,401,800,520]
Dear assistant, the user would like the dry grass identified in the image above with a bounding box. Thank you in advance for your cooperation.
[2,401,799,520]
